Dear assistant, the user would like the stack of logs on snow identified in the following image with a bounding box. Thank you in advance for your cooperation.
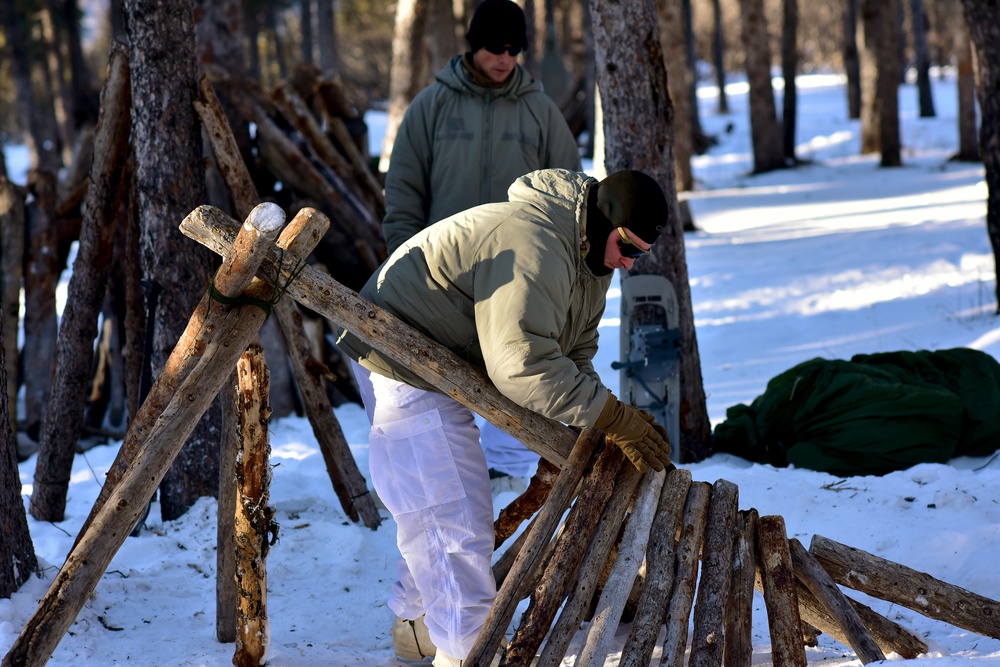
[480,440,1000,666]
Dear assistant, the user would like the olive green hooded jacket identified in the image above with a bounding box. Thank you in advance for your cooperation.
[339,169,612,429]
[381,55,582,254]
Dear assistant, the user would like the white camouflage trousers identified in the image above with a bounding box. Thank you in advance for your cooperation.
[353,362,497,659]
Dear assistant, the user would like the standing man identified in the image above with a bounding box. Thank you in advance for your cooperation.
[339,168,673,666]
[381,0,583,485]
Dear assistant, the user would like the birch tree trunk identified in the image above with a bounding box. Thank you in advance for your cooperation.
[125,0,219,520]
[592,0,712,462]
[960,0,1000,310]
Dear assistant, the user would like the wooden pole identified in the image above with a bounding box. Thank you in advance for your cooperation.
[503,445,627,666]
[725,509,758,667]
[232,343,272,667]
[195,77,382,529]
[755,515,807,667]
[810,534,1000,639]
[537,463,644,666]
[462,429,602,667]
[660,481,711,666]
[689,479,740,667]
[788,537,884,663]
[576,469,666,667]
[180,208,579,467]
[617,468,692,667]
[217,376,239,642]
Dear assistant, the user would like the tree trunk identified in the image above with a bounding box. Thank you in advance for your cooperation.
[316,0,340,76]
[781,0,799,162]
[22,171,60,444]
[1,0,59,173]
[843,0,861,119]
[712,0,729,114]
[0,179,25,437]
[0,314,38,598]
[379,0,430,173]
[910,0,935,117]
[300,0,314,65]
[63,0,97,129]
[593,0,712,462]
[41,1,76,168]
[31,44,131,522]
[739,0,786,172]
[428,0,460,75]
[961,0,1000,310]
[859,0,902,166]
[955,35,979,162]
[125,0,219,521]
[244,4,262,84]
[656,0,694,192]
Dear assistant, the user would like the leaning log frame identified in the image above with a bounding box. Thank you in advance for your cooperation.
[3,203,305,667]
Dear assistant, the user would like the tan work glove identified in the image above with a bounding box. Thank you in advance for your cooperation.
[594,394,672,472]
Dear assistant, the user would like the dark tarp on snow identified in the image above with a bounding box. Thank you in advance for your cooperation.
[712,348,1000,476]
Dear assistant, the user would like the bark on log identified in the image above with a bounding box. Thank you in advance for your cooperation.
[755,515,807,667]
[32,44,131,521]
[618,468,693,667]
[725,509,758,667]
[537,462,644,666]
[2,270,278,667]
[660,481,712,666]
[232,343,273,667]
[810,534,1000,639]
[504,445,628,666]
[0,178,25,436]
[463,430,602,667]
[577,468,666,667]
[689,479,740,667]
[197,77,382,529]
[494,459,559,549]
[76,203,289,542]
[180,210,579,467]
[789,537,884,663]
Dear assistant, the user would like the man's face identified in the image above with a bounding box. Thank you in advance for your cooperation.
[603,226,652,271]
[472,45,519,84]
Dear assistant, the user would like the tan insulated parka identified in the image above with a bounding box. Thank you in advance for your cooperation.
[339,169,613,429]
[381,55,582,254]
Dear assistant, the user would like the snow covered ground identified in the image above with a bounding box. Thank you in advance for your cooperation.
[3,72,1000,666]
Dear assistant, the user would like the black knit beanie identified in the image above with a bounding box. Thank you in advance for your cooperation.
[584,170,669,275]
[466,0,528,53]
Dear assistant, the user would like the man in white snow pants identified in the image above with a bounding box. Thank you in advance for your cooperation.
[338,168,673,666]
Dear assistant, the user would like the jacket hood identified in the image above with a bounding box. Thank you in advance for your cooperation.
[507,169,601,276]
[436,54,542,99]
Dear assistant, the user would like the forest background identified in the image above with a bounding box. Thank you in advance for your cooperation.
[1,0,1000,664]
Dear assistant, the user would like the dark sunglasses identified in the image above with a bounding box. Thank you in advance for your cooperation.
[616,227,650,258]
[483,44,523,57]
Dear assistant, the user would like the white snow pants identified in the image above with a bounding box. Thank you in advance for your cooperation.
[353,363,496,659]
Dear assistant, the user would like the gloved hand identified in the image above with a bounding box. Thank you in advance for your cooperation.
[594,394,672,472]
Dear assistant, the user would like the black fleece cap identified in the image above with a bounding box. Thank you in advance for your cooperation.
[466,0,528,52]
[597,170,670,244]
